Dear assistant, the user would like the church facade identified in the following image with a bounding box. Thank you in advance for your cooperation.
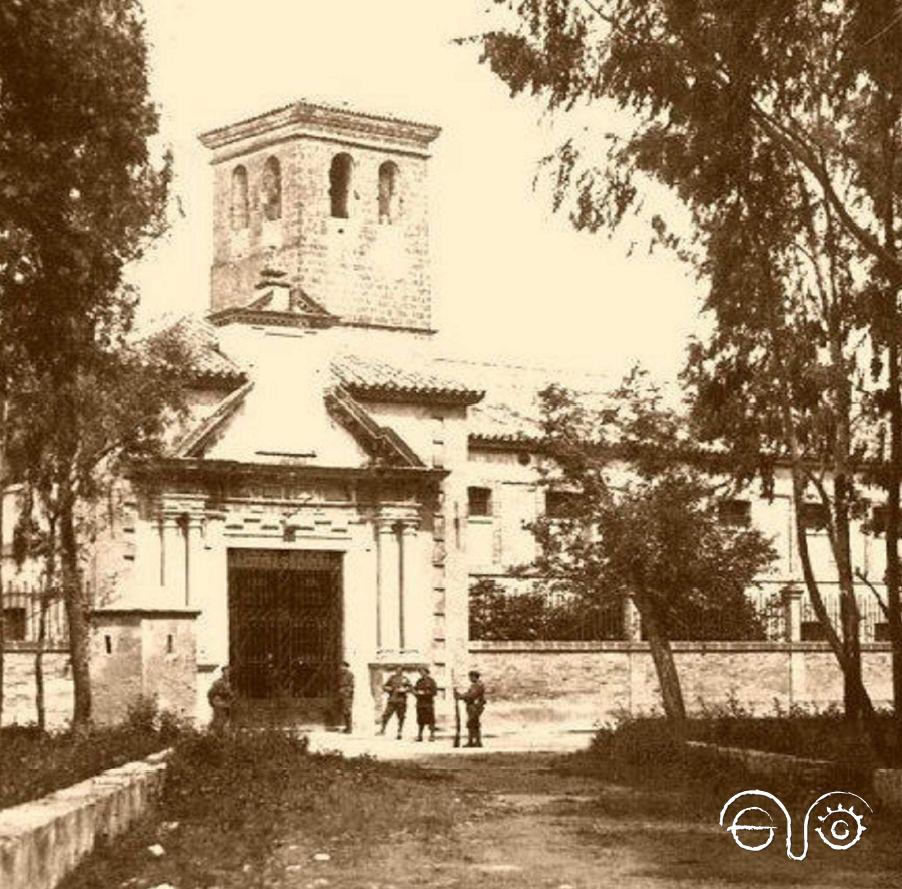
[2,99,896,731]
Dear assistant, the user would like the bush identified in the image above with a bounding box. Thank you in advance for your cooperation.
[571,705,892,799]
[0,696,185,809]
[469,578,622,641]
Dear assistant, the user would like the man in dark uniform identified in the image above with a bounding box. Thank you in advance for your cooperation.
[378,665,412,739]
[456,670,486,747]
[207,665,235,734]
[337,661,355,734]
[413,666,438,742]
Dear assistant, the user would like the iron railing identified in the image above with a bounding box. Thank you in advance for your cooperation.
[0,583,68,646]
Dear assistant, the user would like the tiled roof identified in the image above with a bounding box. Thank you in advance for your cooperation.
[331,353,484,405]
[468,402,543,444]
[435,358,611,445]
[152,315,246,386]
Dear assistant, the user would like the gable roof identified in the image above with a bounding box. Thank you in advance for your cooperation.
[173,380,254,458]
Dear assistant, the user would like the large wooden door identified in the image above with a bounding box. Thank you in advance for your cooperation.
[227,549,343,725]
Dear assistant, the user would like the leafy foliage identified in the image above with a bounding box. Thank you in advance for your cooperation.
[472,0,902,725]
[469,577,624,641]
[0,0,187,730]
[0,695,182,809]
[528,373,775,642]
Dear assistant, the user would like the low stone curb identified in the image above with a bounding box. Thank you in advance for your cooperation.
[683,740,836,785]
[0,748,170,889]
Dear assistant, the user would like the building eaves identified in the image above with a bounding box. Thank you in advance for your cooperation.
[145,315,247,389]
[332,353,484,406]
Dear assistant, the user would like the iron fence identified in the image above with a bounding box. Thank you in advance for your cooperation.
[1,582,68,646]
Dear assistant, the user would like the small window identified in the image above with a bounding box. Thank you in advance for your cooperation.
[104,634,113,655]
[2,607,26,641]
[546,490,581,520]
[261,156,282,221]
[230,165,249,231]
[801,620,827,641]
[875,622,891,642]
[329,153,353,218]
[799,502,829,532]
[378,161,399,224]
[718,499,751,528]
[871,505,888,536]
[468,487,492,517]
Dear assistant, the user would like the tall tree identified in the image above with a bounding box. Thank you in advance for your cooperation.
[0,0,171,732]
[530,374,775,720]
[472,0,902,732]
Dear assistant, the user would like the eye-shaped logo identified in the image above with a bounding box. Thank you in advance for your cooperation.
[720,791,871,861]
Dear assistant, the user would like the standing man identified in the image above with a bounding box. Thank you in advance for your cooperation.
[337,660,355,734]
[455,670,486,748]
[413,666,438,742]
[378,665,412,739]
[207,665,235,734]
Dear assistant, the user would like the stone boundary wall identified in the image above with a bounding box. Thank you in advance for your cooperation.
[0,749,169,889]
[468,640,894,728]
[2,646,73,730]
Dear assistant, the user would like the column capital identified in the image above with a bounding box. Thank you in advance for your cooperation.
[375,505,420,531]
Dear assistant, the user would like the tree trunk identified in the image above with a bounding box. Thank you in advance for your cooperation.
[60,491,91,734]
[828,312,865,721]
[885,315,902,744]
[35,514,58,733]
[632,592,686,721]
[0,394,7,728]
[34,591,46,732]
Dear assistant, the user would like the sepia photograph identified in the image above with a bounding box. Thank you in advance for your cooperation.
[2,1,902,887]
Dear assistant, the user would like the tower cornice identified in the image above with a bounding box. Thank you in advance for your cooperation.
[199,99,441,159]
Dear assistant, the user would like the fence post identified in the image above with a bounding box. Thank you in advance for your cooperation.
[782,587,802,643]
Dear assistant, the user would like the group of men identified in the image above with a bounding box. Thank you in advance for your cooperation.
[208,661,487,746]
[339,663,486,746]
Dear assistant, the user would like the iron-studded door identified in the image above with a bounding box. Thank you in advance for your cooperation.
[227,549,343,721]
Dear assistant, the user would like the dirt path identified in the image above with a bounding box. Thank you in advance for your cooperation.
[265,753,902,889]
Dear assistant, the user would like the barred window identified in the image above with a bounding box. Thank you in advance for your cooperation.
[718,499,751,528]
[799,502,829,532]
[468,486,492,517]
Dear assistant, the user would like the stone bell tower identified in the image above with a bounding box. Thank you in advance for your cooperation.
[199,100,441,332]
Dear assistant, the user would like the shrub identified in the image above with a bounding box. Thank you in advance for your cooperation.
[0,696,185,808]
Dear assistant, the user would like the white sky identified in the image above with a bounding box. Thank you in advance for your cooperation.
[133,0,704,382]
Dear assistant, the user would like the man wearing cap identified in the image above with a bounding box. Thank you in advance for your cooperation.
[207,665,235,734]
[337,661,355,734]
[378,665,412,739]
[455,670,486,748]
[413,665,438,742]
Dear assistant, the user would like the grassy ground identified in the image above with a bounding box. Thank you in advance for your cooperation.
[0,700,177,808]
[57,729,902,889]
